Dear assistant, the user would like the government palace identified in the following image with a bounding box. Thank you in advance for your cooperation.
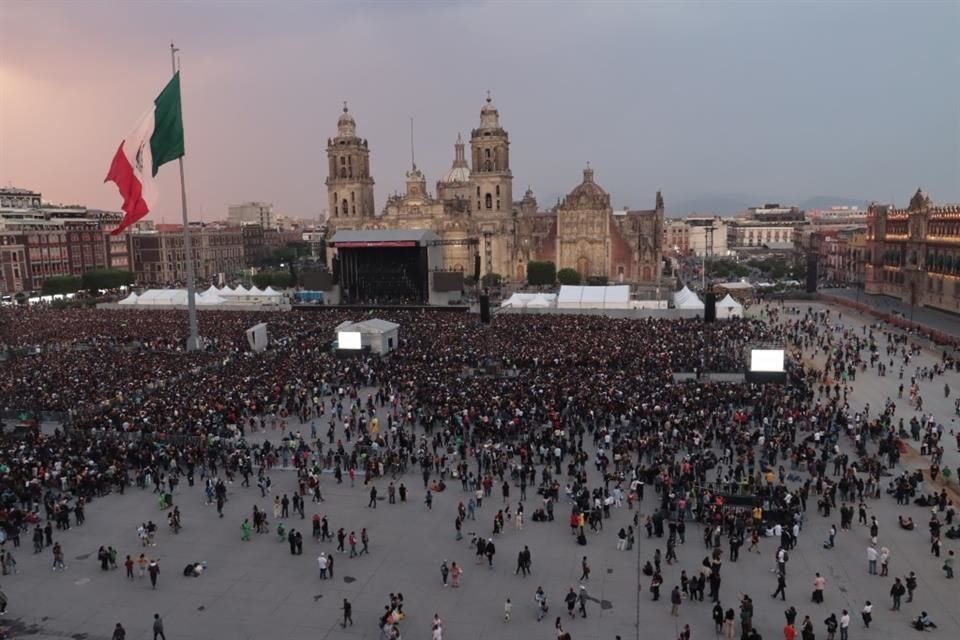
[325,97,664,284]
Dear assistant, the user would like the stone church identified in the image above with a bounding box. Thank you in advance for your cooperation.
[325,97,663,283]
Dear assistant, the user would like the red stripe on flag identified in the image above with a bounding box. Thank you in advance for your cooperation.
[105,141,149,235]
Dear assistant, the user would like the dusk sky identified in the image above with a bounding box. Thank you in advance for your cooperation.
[1,0,958,222]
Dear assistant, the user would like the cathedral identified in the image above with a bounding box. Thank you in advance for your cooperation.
[325,97,663,283]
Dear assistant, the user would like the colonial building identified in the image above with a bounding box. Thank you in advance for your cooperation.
[325,98,663,284]
[865,189,960,314]
[131,226,245,285]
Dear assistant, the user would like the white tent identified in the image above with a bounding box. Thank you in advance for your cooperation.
[203,285,220,296]
[118,292,139,305]
[135,289,187,306]
[262,286,284,297]
[673,286,704,310]
[526,294,552,309]
[248,286,265,296]
[196,293,227,306]
[716,293,744,319]
[501,293,537,308]
[557,285,630,310]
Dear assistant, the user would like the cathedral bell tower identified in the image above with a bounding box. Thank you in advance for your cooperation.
[326,103,375,226]
[469,94,512,216]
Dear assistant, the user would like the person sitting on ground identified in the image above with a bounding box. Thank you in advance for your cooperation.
[912,611,936,631]
[898,515,915,530]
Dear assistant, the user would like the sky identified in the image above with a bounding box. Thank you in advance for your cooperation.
[1,0,958,221]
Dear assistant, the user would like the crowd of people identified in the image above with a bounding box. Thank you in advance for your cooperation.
[0,302,956,639]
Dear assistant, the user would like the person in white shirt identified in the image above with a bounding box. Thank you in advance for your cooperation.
[839,610,850,640]
[866,545,879,575]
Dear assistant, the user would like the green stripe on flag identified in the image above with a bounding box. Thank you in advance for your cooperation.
[151,72,185,176]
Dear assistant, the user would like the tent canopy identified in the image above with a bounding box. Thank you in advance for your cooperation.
[673,286,704,309]
[557,285,630,309]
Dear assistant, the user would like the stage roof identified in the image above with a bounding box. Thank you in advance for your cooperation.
[329,229,440,247]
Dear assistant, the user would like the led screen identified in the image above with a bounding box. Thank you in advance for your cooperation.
[338,331,362,350]
[750,349,785,372]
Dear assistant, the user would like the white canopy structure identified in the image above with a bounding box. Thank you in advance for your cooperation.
[673,286,704,310]
[717,293,744,319]
[500,293,539,308]
[196,292,227,306]
[118,292,139,305]
[526,294,553,309]
[556,285,630,310]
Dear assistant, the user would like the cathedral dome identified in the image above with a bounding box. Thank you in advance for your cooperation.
[441,166,471,184]
[440,133,471,183]
[567,165,608,200]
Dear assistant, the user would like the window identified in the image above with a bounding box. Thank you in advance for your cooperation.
[476,187,480,197]
[352,205,356,214]
[485,194,493,209]
[496,186,500,196]
[351,192,355,202]
[485,149,491,158]
[496,200,500,210]
[340,157,346,165]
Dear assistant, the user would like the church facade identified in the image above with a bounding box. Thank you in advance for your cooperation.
[325,98,663,284]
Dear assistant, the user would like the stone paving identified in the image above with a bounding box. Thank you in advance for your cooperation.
[1,301,958,640]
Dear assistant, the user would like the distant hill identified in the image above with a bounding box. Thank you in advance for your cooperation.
[668,193,758,216]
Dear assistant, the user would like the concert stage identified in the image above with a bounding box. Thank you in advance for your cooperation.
[327,229,466,306]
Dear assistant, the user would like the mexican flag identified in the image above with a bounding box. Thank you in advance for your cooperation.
[105,72,185,235]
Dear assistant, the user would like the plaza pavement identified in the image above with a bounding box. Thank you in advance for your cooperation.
[2,300,958,640]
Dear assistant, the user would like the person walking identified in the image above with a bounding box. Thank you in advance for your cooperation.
[450,561,462,588]
[318,553,328,579]
[812,572,826,604]
[579,556,590,581]
[148,560,160,589]
[440,560,449,587]
[772,570,787,600]
[111,623,126,640]
[723,607,736,639]
[890,578,905,610]
[341,598,353,627]
[670,585,682,616]
[52,542,65,571]
[152,613,166,640]
[861,601,873,628]
[879,547,890,577]
[905,571,917,602]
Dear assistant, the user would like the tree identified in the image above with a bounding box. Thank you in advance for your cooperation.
[81,269,135,291]
[252,270,293,289]
[526,261,556,286]
[481,272,502,288]
[557,268,581,285]
[586,275,608,286]
[42,275,81,295]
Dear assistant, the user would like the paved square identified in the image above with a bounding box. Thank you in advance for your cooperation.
[1,301,957,640]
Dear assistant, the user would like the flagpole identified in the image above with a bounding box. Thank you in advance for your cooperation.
[171,42,200,352]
